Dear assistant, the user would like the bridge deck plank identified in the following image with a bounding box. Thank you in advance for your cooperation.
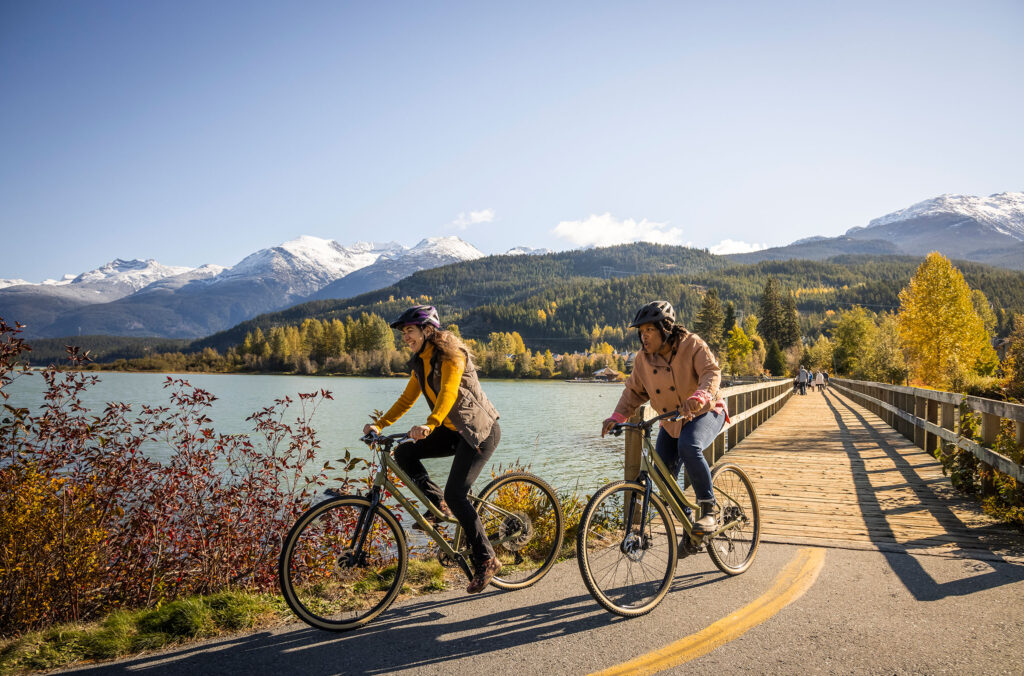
[721,388,1024,560]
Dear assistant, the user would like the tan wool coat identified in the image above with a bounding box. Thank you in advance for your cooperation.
[612,329,723,437]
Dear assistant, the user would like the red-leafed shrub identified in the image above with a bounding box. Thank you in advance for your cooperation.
[0,318,345,634]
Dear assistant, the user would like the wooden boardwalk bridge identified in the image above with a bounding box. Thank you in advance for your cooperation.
[722,386,1024,562]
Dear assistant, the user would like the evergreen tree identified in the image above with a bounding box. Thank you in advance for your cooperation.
[782,292,801,348]
[694,289,725,355]
[764,340,785,377]
[268,326,288,362]
[897,252,989,387]
[758,278,785,348]
[723,302,736,334]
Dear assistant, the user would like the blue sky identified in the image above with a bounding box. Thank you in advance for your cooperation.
[2,0,1022,281]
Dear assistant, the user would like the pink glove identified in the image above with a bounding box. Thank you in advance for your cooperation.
[685,390,711,416]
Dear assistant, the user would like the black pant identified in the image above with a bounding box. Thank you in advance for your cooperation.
[393,423,501,567]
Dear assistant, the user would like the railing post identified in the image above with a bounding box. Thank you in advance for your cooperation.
[980,411,1001,497]
[726,391,739,450]
[914,394,927,450]
[941,402,956,437]
[624,404,652,482]
[926,398,938,453]
[903,392,914,442]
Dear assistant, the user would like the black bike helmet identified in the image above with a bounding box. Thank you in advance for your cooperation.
[629,300,675,328]
[629,300,676,341]
[389,305,441,329]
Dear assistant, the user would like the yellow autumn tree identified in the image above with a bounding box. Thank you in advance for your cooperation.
[897,252,989,387]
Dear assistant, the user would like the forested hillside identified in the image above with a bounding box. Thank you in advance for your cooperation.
[190,247,1024,354]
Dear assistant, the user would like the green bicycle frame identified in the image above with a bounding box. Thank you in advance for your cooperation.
[364,440,525,577]
[633,425,744,542]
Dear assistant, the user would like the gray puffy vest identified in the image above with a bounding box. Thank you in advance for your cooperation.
[411,346,500,448]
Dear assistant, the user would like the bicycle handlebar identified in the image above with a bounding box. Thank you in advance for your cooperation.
[609,409,689,436]
[360,430,414,449]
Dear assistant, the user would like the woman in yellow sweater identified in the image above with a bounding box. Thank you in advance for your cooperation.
[365,305,503,594]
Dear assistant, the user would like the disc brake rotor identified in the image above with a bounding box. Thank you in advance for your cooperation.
[497,511,534,551]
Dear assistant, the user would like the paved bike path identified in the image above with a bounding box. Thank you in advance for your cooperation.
[63,541,1024,675]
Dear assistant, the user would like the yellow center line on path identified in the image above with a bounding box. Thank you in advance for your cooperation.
[590,547,827,676]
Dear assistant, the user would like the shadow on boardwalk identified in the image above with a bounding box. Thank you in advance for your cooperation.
[822,391,1024,601]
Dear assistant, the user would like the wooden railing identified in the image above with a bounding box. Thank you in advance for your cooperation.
[831,378,1024,483]
[625,378,795,479]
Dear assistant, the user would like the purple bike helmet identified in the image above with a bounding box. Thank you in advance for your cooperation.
[390,305,441,329]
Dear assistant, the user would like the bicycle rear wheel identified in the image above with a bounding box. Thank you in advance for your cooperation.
[706,463,760,575]
[279,495,407,631]
[473,472,564,590]
[576,481,677,617]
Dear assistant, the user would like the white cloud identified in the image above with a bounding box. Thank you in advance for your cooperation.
[552,213,684,247]
[708,239,768,255]
[449,209,495,230]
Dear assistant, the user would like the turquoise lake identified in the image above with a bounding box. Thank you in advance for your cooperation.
[4,371,637,494]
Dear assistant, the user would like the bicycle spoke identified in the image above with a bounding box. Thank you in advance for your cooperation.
[476,473,564,589]
[707,465,760,576]
[280,497,407,631]
[577,483,676,617]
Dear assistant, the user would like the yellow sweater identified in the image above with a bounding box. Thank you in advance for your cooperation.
[375,343,465,433]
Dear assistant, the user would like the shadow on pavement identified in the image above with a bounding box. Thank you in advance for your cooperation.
[63,567,718,676]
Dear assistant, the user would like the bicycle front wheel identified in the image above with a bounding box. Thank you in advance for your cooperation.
[474,472,564,590]
[279,495,407,631]
[577,481,677,617]
[707,463,760,575]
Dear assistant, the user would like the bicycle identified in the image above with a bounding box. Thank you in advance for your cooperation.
[279,430,565,631]
[576,409,760,617]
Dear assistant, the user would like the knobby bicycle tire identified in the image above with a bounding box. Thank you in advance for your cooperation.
[279,495,407,631]
[576,480,678,617]
[706,463,760,575]
[472,471,565,590]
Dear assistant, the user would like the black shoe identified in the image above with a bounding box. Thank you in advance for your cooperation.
[678,537,705,559]
[412,500,454,531]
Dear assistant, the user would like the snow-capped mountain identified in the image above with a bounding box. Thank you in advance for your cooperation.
[505,246,554,256]
[844,192,1024,262]
[130,264,227,295]
[3,235,486,338]
[729,192,1024,269]
[0,279,31,290]
[219,237,404,295]
[3,259,195,300]
[309,236,484,301]
[852,192,1024,240]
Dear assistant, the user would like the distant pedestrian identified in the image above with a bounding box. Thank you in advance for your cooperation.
[798,366,808,395]
[814,370,825,392]
[823,371,829,390]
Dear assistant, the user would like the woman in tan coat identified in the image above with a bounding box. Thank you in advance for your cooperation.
[601,300,729,540]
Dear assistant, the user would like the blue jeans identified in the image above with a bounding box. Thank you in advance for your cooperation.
[655,410,725,517]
